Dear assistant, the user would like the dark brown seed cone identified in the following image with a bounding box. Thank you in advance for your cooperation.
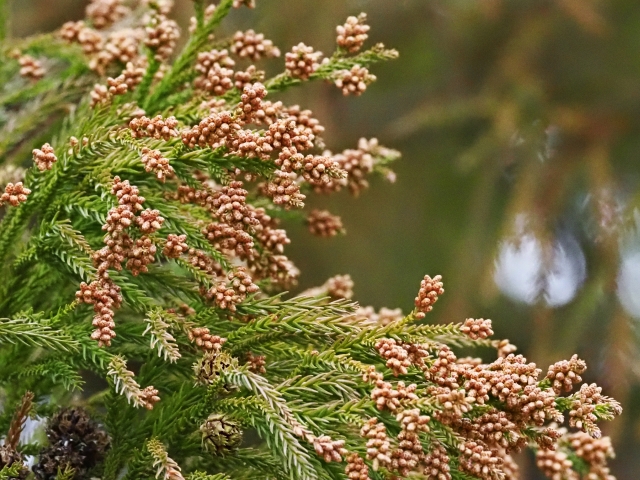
[33,408,110,479]
[200,413,243,455]
[0,445,28,479]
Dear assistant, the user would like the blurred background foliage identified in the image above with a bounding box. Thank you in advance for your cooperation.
[6,0,640,477]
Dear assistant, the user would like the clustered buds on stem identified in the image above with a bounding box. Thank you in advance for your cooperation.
[0,182,30,207]
[337,13,370,53]
[231,30,280,60]
[334,65,376,96]
[32,143,57,171]
[285,43,323,80]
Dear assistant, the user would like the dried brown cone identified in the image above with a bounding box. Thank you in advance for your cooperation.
[0,445,28,479]
[0,182,31,207]
[32,143,57,171]
[188,327,227,352]
[337,13,370,53]
[231,29,280,61]
[130,115,178,140]
[546,354,587,394]
[306,209,345,237]
[18,55,45,80]
[145,15,180,61]
[86,0,129,30]
[163,234,188,258]
[414,274,444,318]
[460,318,494,340]
[141,147,174,182]
[334,65,376,96]
[285,43,322,80]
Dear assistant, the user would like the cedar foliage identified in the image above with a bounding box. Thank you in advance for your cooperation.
[0,1,623,479]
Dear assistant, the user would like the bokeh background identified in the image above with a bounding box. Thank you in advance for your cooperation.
[8,0,640,477]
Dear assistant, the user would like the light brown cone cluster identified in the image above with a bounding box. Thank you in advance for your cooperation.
[344,453,369,480]
[376,339,412,376]
[568,383,621,438]
[205,267,259,311]
[145,15,180,61]
[414,274,444,318]
[130,115,179,140]
[163,234,188,258]
[0,182,30,207]
[188,248,223,276]
[423,444,452,480]
[334,65,376,96]
[231,30,280,61]
[194,51,235,95]
[86,0,129,29]
[361,418,391,471]
[246,351,266,373]
[312,435,348,463]
[141,147,174,181]
[390,408,431,476]
[32,143,57,171]
[336,13,370,53]
[285,43,323,80]
[76,279,122,347]
[181,111,240,149]
[324,274,354,300]
[126,236,157,276]
[89,28,143,74]
[188,327,227,352]
[460,318,494,340]
[546,354,587,394]
[264,170,306,208]
[18,55,45,80]
[138,385,161,410]
[306,209,344,237]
